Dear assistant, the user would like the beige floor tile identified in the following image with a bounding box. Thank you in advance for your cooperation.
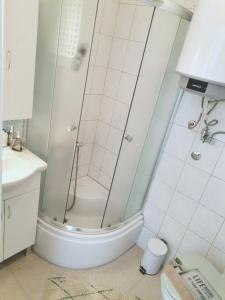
[71,246,143,294]
[130,275,163,300]
[0,269,28,300]
[11,255,56,300]
[0,247,162,300]
[1,251,38,272]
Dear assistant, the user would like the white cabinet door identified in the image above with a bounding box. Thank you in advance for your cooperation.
[4,190,39,260]
[3,0,39,120]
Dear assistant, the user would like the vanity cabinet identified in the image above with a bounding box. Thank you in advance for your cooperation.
[2,173,42,261]
[3,0,39,120]
[4,190,39,260]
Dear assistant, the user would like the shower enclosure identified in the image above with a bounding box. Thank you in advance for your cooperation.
[27,0,192,268]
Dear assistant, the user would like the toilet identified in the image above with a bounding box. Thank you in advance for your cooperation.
[161,255,225,300]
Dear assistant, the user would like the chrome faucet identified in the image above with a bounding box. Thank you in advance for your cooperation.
[200,119,225,144]
[201,119,218,143]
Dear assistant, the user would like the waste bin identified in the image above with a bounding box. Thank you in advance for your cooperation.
[140,238,168,275]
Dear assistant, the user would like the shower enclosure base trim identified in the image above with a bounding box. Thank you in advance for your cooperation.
[34,214,143,269]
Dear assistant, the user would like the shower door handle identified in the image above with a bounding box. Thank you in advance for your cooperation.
[67,124,78,132]
[124,134,133,142]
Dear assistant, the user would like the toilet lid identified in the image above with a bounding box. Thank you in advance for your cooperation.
[162,255,225,300]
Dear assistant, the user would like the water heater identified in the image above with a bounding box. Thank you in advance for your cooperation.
[176,0,225,97]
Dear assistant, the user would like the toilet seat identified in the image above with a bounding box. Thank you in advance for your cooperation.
[161,255,225,300]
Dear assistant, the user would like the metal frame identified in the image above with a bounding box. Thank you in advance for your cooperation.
[39,211,143,235]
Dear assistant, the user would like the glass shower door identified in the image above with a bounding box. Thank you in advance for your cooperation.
[34,0,98,223]
[102,10,189,227]
[123,19,189,221]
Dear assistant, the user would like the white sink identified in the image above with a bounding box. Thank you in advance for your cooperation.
[2,147,47,188]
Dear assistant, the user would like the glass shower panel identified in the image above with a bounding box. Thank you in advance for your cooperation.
[123,19,189,220]
[29,0,98,223]
[27,0,64,208]
[102,10,183,227]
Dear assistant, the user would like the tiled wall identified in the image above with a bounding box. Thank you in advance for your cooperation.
[173,0,198,11]
[3,120,27,142]
[138,92,225,273]
[77,0,153,189]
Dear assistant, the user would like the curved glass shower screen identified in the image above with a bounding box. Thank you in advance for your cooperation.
[27,0,191,231]
[28,0,99,223]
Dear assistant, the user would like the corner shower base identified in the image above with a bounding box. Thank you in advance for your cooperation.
[34,215,144,269]
[66,176,109,228]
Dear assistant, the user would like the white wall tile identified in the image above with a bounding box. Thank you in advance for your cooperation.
[102,150,117,177]
[95,121,110,147]
[114,4,135,39]
[106,127,123,155]
[207,246,225,273]
[143,203,165,234]
[117,73,137,104]
[189,205,224,243]
[147,178,174,212]
[155,152,184,188]
[159,216,186,249]
[140,77,225,258]
[213,222,225,253]
[77,165,89,178]
[173,0,197,11]
[111,101,129,131]
[168,192,197,226]
[78,143,93,166]
[187,136,224,173]
[99,171,112,189]
[176,164,209,202]
[201,177,225,217]
[164,124,196,161]
[213,146,225,181]
[174,92,202,128]
[95,35,112,67]
[91,144,105,168]
[99,96,115,123]
[137,226,155,250]
[123,41,144,75]
[101,0,118,36]
[82,121,97,144]
[108,38,128,71]
[88,165,100,181]
[104,69,121,98]
[82,95,102,121]
[179,230,210,256]
[130,5,153,42]
[91,66,107,94]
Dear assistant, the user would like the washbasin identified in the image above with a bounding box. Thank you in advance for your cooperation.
[2,147,47,188]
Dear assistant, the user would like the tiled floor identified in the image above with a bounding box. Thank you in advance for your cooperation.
[0,246,162,300]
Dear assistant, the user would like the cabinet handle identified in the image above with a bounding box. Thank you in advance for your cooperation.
[7,206,11,219]
[6,50,11,70]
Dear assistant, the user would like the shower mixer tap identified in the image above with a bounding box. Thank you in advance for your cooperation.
[201,119,219,143]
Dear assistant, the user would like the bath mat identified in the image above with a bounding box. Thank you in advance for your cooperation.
[44,276,141,300]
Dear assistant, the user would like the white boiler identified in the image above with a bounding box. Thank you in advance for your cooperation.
[176,0,225,97]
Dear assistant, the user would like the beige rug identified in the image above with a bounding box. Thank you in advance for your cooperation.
[44,276,141,300]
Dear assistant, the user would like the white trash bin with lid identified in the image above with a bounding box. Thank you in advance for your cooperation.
[140,238,168,275]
